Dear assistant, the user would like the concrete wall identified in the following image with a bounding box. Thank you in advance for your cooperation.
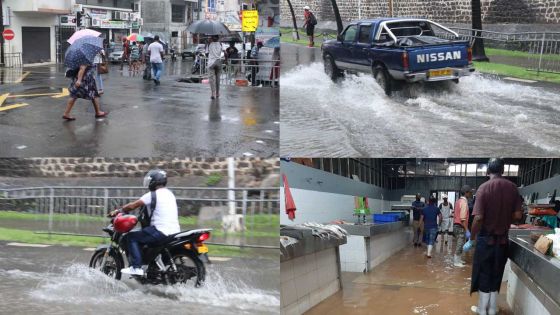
[280,161,400,225]
[507,261,560,315]
[281,247,340,315]
[281,0,560,25]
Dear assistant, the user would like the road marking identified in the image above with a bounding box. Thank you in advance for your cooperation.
[83,248,96,251]
[0,103,30,111]
[0,93,9,106]
[14,71,30,83]
[6,242,51,248]
[51,88,69,98]
[503,77,537,83]
[209,257,232,262]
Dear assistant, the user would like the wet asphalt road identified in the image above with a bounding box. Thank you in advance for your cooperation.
[0,62,279,157]
[0,241,279,314]
[280,43,560,157]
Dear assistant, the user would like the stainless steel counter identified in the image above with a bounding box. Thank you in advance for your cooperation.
[337,221,406,237]
[280,226,347,262]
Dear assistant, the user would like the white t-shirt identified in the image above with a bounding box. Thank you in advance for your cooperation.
[207,42,223,67]
[140,188,180,236]
[148,42,164,63]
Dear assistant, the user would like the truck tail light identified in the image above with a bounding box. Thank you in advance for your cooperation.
[402,52,409,71]
[467,47,473,64]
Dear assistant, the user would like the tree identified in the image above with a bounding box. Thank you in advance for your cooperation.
[330,0,343,35]
[286,0,300,40]
[471,0,489,61]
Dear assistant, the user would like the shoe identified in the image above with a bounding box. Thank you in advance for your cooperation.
[471,291,490,315]
[156,80,160,85]
[454,255,465,267]
[121,266,144,276]
[153,79,157,84]
[62,115,76,121]
[95,111,109,118]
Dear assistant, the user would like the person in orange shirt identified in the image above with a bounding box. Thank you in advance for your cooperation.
[453,185,472,267]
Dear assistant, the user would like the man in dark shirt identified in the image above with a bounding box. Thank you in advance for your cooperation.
[467,158,522,315]
[420,196,442,258]
[411,193,426,247]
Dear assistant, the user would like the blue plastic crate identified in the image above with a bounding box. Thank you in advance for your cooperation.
[373,214,400,223]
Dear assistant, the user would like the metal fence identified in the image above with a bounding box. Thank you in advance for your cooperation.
[446,27,560,74]
[0,186,279,234]
[193,57,280,87]
[1,52,22,68]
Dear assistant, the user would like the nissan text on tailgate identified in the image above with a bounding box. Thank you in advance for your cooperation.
[321,18,475,96]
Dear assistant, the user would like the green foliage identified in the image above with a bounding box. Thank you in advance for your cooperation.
[205,173,223,186]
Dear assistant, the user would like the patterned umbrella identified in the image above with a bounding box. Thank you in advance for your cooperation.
[188,19,230,35]
[127,33,144,42]
[67,29,101,44]
[64,36,104,69]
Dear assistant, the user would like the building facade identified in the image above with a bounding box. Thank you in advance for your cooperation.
[140,0,197,49]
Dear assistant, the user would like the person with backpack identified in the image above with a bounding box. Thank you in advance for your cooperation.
[108,169,180,276]
[303,6,317,47]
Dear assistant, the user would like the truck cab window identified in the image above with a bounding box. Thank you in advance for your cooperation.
[358,25,372,44]
[343,25,358,42]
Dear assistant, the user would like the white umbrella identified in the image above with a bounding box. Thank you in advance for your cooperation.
[67,29,102,45]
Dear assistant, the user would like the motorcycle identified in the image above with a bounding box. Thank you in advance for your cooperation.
[89,212,211,287]
[170,48,177,62]
[191,44,206,74]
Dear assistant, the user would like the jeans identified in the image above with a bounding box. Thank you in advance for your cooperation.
[454,224,466,256]
[425,227,438,245]
[94,64,103,91]
[152,62,163,81]
[126,226,167,268]
[208,60,221,96]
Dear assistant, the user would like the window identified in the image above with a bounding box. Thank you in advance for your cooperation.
[358,25,372,44]
[171,4,185,23]
[343,25,358,42]
[171,31,178,38]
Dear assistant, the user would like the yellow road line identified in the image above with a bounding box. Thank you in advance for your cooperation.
[0,93,9,106]
[0,103,29,111]
[51,88,69,98]
[7,88,68,98]
[14,71,30,83]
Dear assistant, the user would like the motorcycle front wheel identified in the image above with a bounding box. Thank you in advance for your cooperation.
[168,251,205,287]
[89,248,124,280]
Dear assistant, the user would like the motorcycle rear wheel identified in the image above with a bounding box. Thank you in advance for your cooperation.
[89,249,123,280]
[169,252,205,287]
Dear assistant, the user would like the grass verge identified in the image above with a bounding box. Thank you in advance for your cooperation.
[0,227,276,258]
[485,47,560,62]
[473,61,560,84]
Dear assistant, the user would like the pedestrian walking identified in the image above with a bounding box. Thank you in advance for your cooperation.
[466,158,522,315]
[302,6,317,47]
[62,64,108,120]
[411,193,425,247]
[225,41,239,77]
[130,41,141,74]
[93,49,105,95]
[249,41,263,86]
[438,194,454,245]
[142,40,152,80]
[420,196,442,258]
[147,35,164,85]
[453,185,473,267]
[120,38,130,70]
[207,35,224,99]
[109,39,115,54]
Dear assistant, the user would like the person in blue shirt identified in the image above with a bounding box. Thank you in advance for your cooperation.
[420,196,442,258]
[411,194,426,247]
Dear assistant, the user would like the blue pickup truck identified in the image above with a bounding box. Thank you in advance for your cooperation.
[322,18,475,96]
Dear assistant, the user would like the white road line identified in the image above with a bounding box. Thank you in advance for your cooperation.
[6,242,51,248]
[83,248,96,251]
[503,77,537,83]
[209,257,232,262]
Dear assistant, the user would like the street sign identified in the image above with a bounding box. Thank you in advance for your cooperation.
[2,29,14,41]
[242,10,258,32]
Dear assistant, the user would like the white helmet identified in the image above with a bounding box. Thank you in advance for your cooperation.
[304,6,310,10]
[442,194,448,199]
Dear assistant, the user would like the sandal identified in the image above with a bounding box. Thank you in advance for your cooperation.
[95,111,109,118]
[62,115,76,121]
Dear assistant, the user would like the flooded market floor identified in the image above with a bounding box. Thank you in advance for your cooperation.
[280,45,560,157]
[0,242,279,315]
[305,239,512,315]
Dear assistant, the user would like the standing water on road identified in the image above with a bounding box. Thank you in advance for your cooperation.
[281,63,560,157]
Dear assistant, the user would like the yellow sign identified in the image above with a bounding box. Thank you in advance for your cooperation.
[242,10,258,32]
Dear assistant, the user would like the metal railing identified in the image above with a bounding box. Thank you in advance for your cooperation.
[0,186,279,244]
[1,52,22,68]
[193,57,280,87]
[444,27,560,74]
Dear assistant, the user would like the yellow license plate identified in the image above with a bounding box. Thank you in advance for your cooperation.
[429,69,453,77]
[197,244,209,254]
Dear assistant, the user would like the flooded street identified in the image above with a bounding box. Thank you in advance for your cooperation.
[0,242,279,314]
[305,238,511,315]
[280,44,560,157]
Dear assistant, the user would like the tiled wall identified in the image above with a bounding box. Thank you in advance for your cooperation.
[281,248,341,315]
[506,261,560,315]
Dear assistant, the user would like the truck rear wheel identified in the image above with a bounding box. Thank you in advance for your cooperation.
[373,65,394,96]
[324,55,343,82]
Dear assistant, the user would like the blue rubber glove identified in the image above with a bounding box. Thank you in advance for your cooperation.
[465,230,471,239]
[463,239,475,252]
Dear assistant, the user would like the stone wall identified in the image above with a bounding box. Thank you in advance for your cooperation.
[281,0,560,25]
[0,157,280,179]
